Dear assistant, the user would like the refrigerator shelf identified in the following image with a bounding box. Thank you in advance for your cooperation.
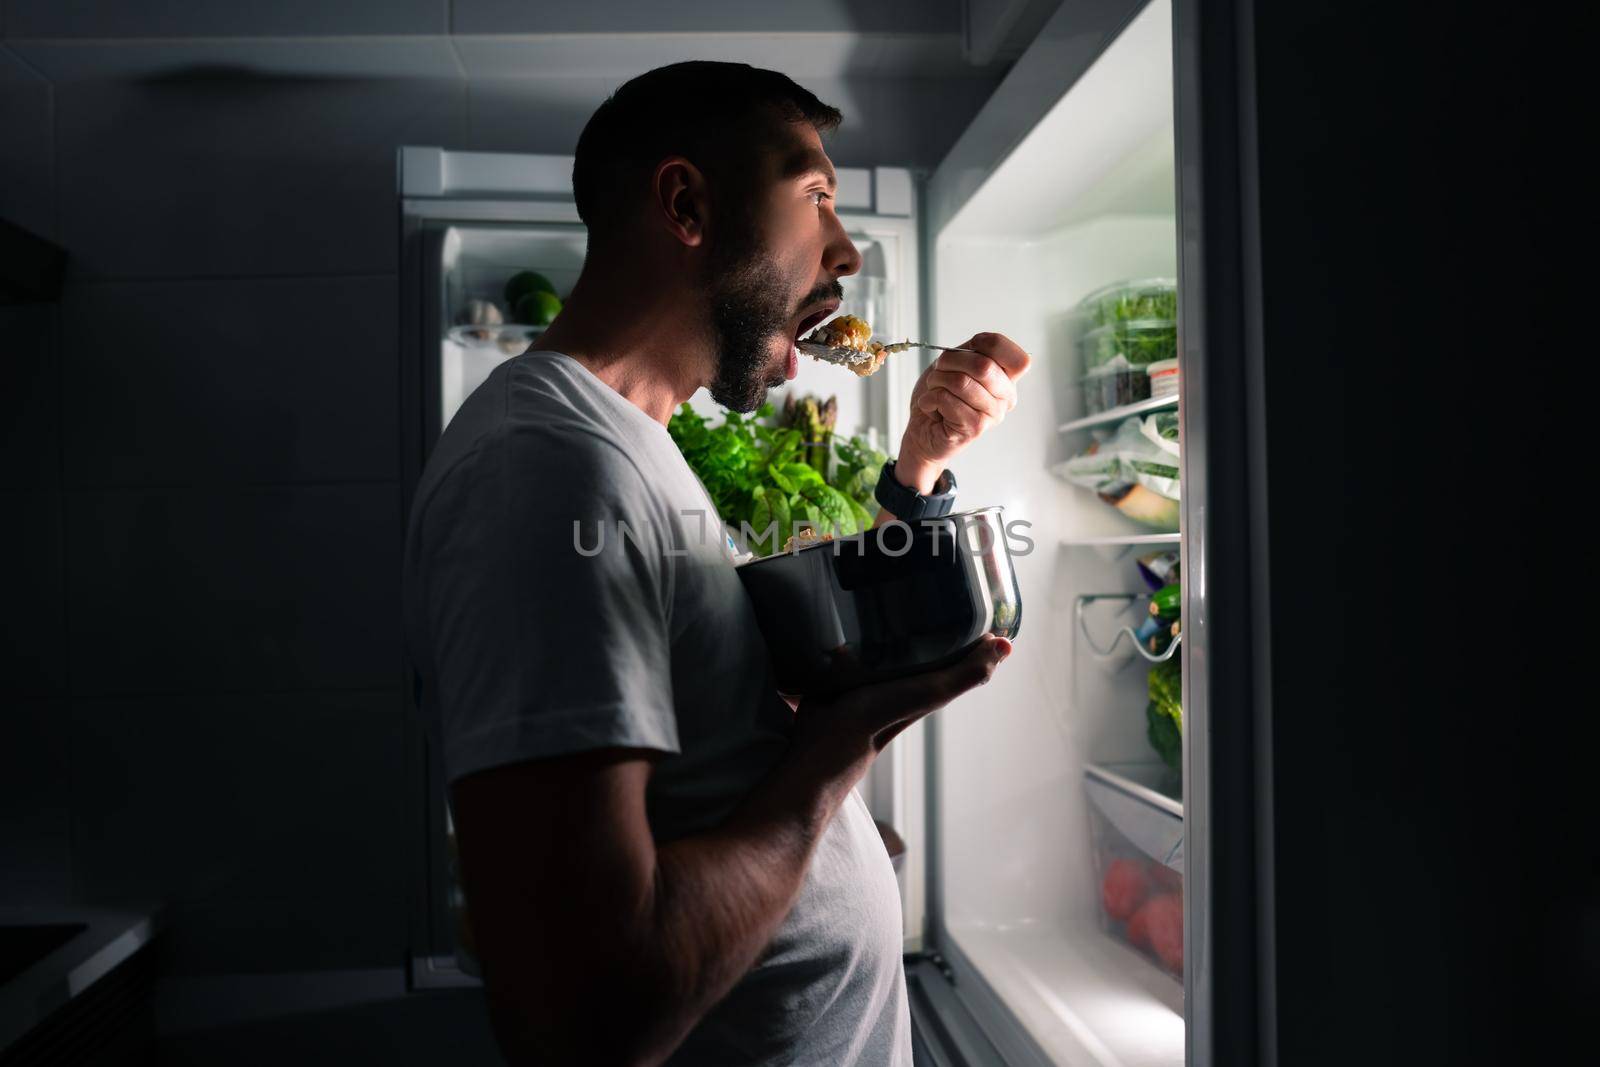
[1061,532,1179,547]
[444,323,545,351]
[1085,760,1183,818]
[1057,392,1178,434]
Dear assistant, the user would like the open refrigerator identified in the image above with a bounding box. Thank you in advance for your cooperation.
[398,1,1272,1062]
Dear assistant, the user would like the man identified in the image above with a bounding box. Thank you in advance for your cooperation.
[403,62,1029,1065]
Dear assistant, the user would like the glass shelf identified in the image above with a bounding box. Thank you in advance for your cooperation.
[1057,392,1178,434]
[1061,532,1179,547]
[445,323,544,352]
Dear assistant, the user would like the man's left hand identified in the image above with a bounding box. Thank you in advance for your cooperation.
[894,332,1031,492]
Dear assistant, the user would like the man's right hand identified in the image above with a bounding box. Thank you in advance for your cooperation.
[790,634,1012,779]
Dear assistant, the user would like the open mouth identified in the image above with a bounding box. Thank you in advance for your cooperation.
[793,302,840,342]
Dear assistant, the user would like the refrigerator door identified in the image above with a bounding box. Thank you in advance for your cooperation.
[911,1,1222,1064]
[432,221,589,434]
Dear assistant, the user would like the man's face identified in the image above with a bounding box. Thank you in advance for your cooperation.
[703,124,863,412]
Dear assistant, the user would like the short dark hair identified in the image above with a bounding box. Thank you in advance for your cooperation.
[572,61,842,247]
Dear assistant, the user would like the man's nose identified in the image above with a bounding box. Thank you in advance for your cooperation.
[827,217,863,279]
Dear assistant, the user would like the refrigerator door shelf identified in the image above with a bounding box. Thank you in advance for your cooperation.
[1085,760,1184,824]
[444,323,544,352]
[1075,593,1182,664]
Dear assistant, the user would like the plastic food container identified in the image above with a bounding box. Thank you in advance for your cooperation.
[1077,278,1178,330]
[1082,364,1151,414]
[1147,358,1180,398]
[1083,320,1178,371]
[1085,763,1184,980]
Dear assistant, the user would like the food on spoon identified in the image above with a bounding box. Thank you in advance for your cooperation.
[803,314,889,377]
[849,343,888,378]
[810,313,873,350]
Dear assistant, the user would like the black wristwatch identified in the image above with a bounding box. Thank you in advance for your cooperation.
[874,460,957,520]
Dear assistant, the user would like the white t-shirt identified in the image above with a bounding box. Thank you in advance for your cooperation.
[402,350,910,1065]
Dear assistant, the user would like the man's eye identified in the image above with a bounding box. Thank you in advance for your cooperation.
[810,191,831,207]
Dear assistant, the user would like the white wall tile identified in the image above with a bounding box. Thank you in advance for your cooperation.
[62,277,399,486]
[0,700,71,907]
[11,36,461,83]
[459,75,613,155]
[55,71,465,278]
[70,690,407,973]
[0,490,64,695]
[0,43,53,239]
[65,485,402,694]
[0,305,59,488]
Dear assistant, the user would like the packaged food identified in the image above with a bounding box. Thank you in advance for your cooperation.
[1052,414,1181,531]
[1147,358,1180,398]
[1135,551,1180,590]
[1107,484,1178,528]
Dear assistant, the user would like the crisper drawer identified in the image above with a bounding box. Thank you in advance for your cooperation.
[1084,762,1184,982]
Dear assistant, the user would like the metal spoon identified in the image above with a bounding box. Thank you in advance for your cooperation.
[880,340,981,356]
[796,339,979,367]
[795,340,875,367]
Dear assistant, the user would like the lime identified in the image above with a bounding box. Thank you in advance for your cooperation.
[503,269,556,308]
[515,290,562,327]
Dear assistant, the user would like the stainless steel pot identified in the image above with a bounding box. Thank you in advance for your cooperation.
[735,506,1022,695]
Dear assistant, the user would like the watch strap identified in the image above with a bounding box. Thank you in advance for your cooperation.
[875,460,957,520]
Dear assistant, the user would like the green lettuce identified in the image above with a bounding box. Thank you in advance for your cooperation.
[668,401,887,557]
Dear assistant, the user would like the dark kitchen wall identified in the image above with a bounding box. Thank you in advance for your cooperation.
[0,0,1008,1059]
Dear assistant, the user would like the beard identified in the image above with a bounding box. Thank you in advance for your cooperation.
[705,245,793,413]
[703,196,847,412]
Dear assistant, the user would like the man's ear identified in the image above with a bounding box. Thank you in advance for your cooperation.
[652,157,707,248]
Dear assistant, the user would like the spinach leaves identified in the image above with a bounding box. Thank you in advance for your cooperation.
[667,402,888,557]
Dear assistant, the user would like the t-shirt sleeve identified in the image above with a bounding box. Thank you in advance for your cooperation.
[415,425,679,785]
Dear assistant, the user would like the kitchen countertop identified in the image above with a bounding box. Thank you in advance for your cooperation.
[0,905,162,1055]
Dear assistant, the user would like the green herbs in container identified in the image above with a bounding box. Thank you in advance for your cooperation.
[1083,320,1178,369]
[1080,278,1178,330]
[1075,279,1177,413]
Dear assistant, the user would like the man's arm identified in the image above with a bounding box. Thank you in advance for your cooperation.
[450,635,1010,1067]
